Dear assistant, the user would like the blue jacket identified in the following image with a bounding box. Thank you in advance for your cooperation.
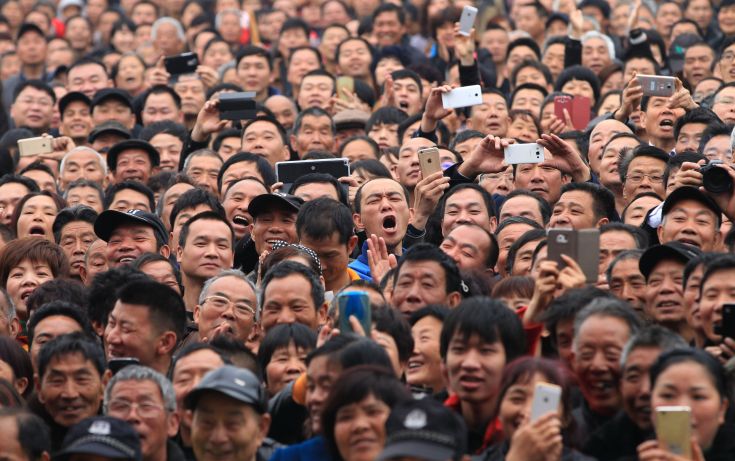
[348,241,372,281]
[268,436,331,461]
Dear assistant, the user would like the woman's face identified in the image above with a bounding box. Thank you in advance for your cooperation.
[601,70,624,94]
[499,372,560,440]
[265,342,309,397]
[111,26,136,53]
[561,79,595,105]
[598,93,621,116]
[406,315,443,390]
[181,3,204,27]
[203,41,233,70]
[5,259,54,319]
[115,55,146,93]
[16,195,58,241]
[334,393,392,461]
[650,361,727,450]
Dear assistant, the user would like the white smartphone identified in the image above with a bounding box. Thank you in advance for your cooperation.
[530,382,561,422]
[17,136,52,157]
[637,74,676,97]
[504,143,544,164]
[458,6,478,36]
[655,406,692,459]
[441,85,482,109]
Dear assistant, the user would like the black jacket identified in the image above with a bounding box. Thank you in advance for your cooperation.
[582,411,653,461]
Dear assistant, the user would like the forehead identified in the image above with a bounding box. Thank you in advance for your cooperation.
[208,275,255,295]
[448,224,490,242]
[686,44,713,55]
[300,114,331,125]
[361,178,404,196]
[69,63,106,78]
[447,187,485,204]
[650,258,685,275]
[246,120,279,133]
[110,223,155,237]
[593,120,629,137]
[118,149,150,160]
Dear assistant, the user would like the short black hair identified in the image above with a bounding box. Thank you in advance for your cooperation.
[103,180,156,212]
[37,332,106,381]
[698,121,733,153]
[600,222,649,248]
[390,69,423,95]
[257,323,317,383]
[116,279,187,341]
[559,182,618,223]
[13,79,56,103]
[212,128,243,152]
[372,3,405,23]
[139,120,188,144]
[292,107,335,136]
[296,197,354,245]
[52,206,98,243]
[291,173,348,206]
[663,150,707,187]
[25,279,88,318]
[338,136,381,160]
[169,187,225,230]
[506,37,541,60]
[366,106,408,132]
[142,85,182,112]
[0,408,51,460]
[27,301,92,348]
[236,45,273,70]
[280,17,310,37]
[540,286,615,348]
[218,150,277,191]
[0,174,40,193]
[440,183,497,220]
[178,210,233,249]
[372,307,414,363]
[510,62,553,88]
[619,145,669,183]
[408,304,451,326]
[673,107,719,142]
[87,265,149,328]
[261,260,325,311]
[394,243,462,296]
[501,189,552,224]
[554,65,601,103]
[507,228,546,274]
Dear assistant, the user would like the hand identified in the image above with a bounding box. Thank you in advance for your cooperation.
[668,78,698,111]
[557,254,587,293]
[637,437,705,461]
[330,87,371,114]
[705,337,735,364]
[506,413,563,461]
[196,65,219,89]
[366,234,397,284]
[525,260,559,324]
[256,249,270,285]
[338,176,359,205]
[453,24,476,66]
[546,109,574,135]
[39,134,75,163]
[458,135,515,178]
[145,57,171,87]
[627,0,642,34]
[700,163,735,223]
[378,73,396,108]
[537,133,591,182]
[270,181,284,193]
[570,9,585,39]
[420,85,454,133]
[670,161,704,193]
[617,72,644,122]
[191,98,228,142]
[411,171,450,230]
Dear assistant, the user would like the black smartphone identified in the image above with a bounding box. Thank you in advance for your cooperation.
[164,52,199,75]
[722,304,735,340]
[219,91,258,121]
[108,357,140,375]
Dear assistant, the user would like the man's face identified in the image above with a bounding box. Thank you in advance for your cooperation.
[60,221,97,278]
[440,225,492,271]
[621,346,662,430]
[582,37,611,75]
[16,30,46,66]
[542,42,565,80]
[719,44,735,84]
[292,182,339,202]
[511,88,544,118]
[496,222,534,276]
[29,315,83,370]
[142,92,180,126]
[107,379,178,460]
[154,23,184,56]
[598,137,639,189]
[442,332,506,406]
[291,114,335,156]
[676,122,709,154]
[297,76,333,110]
[480,29,509,65]
[699,267,735,342]
[702,134,732,162]
[642,96,685,144]
[160,183,194,232]
[38,352,105,427]
[499,195,544,226]
[300,232,356,291]
[150,133,183,172]
[392,260,454,316]
[250,208,298,254]
[658,199,721,251]
[264,96,297,131]
[355,178,411,251]
[588,120,632,174]
[241,120,289,167]
[113,150,154,183]
[170,204,215,255]
[305,355,341,434]
[506,46,538,79]
[549,190,602,229]
[514,162,568,204]
[261,273,322,333]
[178,219,234,281]
[185,155,222,194]
[104,301,162,367]
[373,11,404,47]
[468,92,510,136]
[131,3,157,25]
[222,179,268,239]
[82,239,108,285]
[67,64,111,98]
[683,45,714,87]
[623,57,657,84]
[11,86,53,131]
[441,188,495,235]
[174,75,206,116]
[392,77,422,115]
[287,50,321,90]
[190,393,269,461]
[108,188,151,212]
[515,5,544,38]
[573,315,630,416]
[105,224,160,267]
[645,259,686,326]
[60,149,106,190]
[92,99,135,129]
[394,137,435,190]
[0,183,29,226]
[712,86,735,123]
[623,156,667,202]
[195,276,256,343]
[656,2,682,38]
[237,55,271,96]
[60,101,93,141]
[0,415,31,461]
[599,230,638,277]
[172,349,225,423]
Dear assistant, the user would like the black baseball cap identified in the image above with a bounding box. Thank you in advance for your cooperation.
[639,241,702,280]
[662,186,722,223]
[53,416,142,461]
[378,399,467,461]
[58,91,92,119]
[106,139,161,171]
[91,88,134,112]
[248,193,304,218]
[16,23,44,41]
[88,121,132,144]
[185,366,267,413]
[94,209,168,244]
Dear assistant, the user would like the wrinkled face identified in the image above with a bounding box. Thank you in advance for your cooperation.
[620,346,662,431]
[185,155,223,194]
[60,149,106,189]
[114,149,154,183]
[658,199,721,251]
[334,394,392,461]
[261,273,321,333]
[443,332,506,406]
[104,301,162,368]
[178,219,233,281]
[6,259,53,320]
[622,156,666,203]
[582,37,611,75]
[105,224,159,267]
[441,188,495,236]
[66,185,103,212]
[195,275,256,344]
[355,178,411,251]
[712,86,735,123]
[683,45,714,87]
[38,353,105,427]
[645,259,686,326]
[642,96,686,144]
[514,161,568,204]
[588,120,631,175]
[59,221,96,277]
[392,260,452,316]
[573,315,630,416]
[698,267,735,342]
[598,136,639,189]
[297,75,333,111]
[701,135,732,163]
[549,190,601,230]
[250,208,298,254]
[599,230,637,278]
[292,114,335,155]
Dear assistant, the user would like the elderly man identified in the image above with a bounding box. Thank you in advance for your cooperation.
[194,270,257,343]
[152,17,186,57]
[58,147,107,191]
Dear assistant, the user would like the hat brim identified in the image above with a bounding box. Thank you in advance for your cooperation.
[55,440,135,461]
[184,386,265,413]
[107,140,161,170]
[377,441,455,461]
[88,128,131,143]
[248,195,300,218]
[94,210,159,242]
[639,245,693,280]
[663,186,721,219]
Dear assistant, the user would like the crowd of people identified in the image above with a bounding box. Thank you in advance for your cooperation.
[2,0,735,459]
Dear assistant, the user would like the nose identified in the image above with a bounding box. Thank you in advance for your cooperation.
[460,348,482,370]
[589,350,609,370]
[209,422,229,443]
[61,380,80,399]
[621,282,636,304]
[276,308,296,325]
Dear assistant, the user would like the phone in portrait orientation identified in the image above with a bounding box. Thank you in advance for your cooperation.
[338,291,371,335]
[547,228,600,283]
[441,85,483,109]
[504,143,544,164]
[637,74,676,97]
[336,76,355,101]
[721,304,735,339]
[458,6,478,36]
[554,95,572,122]
[418,146,442,178]
[655,406,692,459]
[530,382,562,422]
[570,95,591,130]
[17,136,53,157]
[108,357,140,375]
[164,52,199,75]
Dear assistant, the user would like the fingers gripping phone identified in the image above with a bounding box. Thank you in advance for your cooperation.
[655,406,692,459]
[338,291,371,335]
[530,382,562,422]
[336,76,354,101]
[547,228,600,283]
[504,143,544,164]
[441,85,483,109]
[418,146,442,178]
[18,136,52,157]
[637,74,676,97]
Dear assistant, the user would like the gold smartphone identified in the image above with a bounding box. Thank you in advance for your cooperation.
[655,406,692,459]
[336,76,354,101]
[17,137,52,157]
[418,147,441,178]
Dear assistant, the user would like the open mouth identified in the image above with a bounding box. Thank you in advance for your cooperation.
[382,215,397,231]
[398,101,409,110]
[660,119,674,128]
[678,238,700,247]
[117,256,135,264]
[233,215,249,227]
[28,226,45,236]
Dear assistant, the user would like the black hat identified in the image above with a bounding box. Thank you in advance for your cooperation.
[92,88,134,111]
[639,241,702,280]
[88,121,132,144]
[185,365,267,413]
[106,139,161,171]
[662,185,722,223]
[54,416,142,461]
[16,23,44,41]
[248,193,304,218]
[378,399,467,461]
[723,0,735,9]
[578,0,611,18]
[94,209,168,244]
[58,91,92,119]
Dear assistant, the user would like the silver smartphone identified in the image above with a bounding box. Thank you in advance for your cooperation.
[458,6,478,36]
[637,74,676,97]
[504,143,544,164]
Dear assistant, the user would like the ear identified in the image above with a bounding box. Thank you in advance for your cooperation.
[282,145,291,161]
[14,376,28,396]
[596,217,609,228]
[353,212,364,230]
[159,244,171,259]
[440,361,450,392]
[289,134,297,149]
[719,398,728,425]
[9,316,21,338]
[34,373,42,401]
[176,244,184,263]
[715,229,724,251]
[126,113,136,130]
[446,291,461,308]
[258,413,272,444]
[390,163,400,181]
[101,369,112,388]
[193,304,202,324]
[167,411,181,438]
[489,216,498,233]
[656,222,665,243]
[347,235,358,255]
[79,264,88,284]
[41,452,51,461]
[317,302,328,326]
[91,320,105,338]
[184,408,194,428]
[158,331,178,356]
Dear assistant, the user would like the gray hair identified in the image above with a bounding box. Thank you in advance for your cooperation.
[581,31,615,61]
[0,288,15,322]
[605,249,644,286]
[573,297,642,353]
[215,8,241,30]
[59,147,108,176]
[199,269,259,318]
[151,17,185,42]
[104,365,177,413]
[620,325,688,368]
[182,148,222,173]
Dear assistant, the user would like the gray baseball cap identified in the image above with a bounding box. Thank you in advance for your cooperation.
[185,366,267,413]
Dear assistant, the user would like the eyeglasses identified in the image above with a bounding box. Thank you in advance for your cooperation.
[204,295,256,318]
[626,173,664,183]
[722,52,735,63]
[107,399,164,418]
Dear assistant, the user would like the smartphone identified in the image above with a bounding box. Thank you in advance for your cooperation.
[504,143,544,164]
[458,6,478,36]
[554,95,572,122]
[655,406,692,459]
[721,304,735,339]
[418,146,441,178]
[530,382,562,422]
[547,228,600,283]
[441,85,483,109]
[637,74,676,97]
[17,136,52,157]
[336,76,354,101]
[571,95,591,130]
[219,91,257,120]
[108,357,140,375]
[338,291,371,335]
[164,52,199,75]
